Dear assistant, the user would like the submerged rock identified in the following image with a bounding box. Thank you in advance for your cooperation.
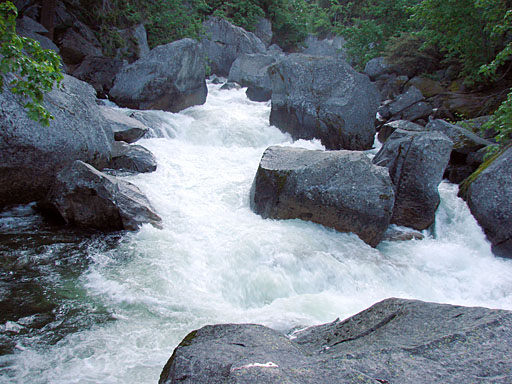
[0,74,113,208]
[110,38,207,112]
[373,129,452,230]
[160,298,512,384]
[462,146,512,258]
[269,54,379,150]
[250,146,395,247]
[42,160,161,231]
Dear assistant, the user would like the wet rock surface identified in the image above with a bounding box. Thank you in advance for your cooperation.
[250,146,395,247]
[0,74,113,208]
[110,39,207,113]
[42,160,161,231]
[160,298,512,384]
[462,146,512,258]
[373,129,452,230]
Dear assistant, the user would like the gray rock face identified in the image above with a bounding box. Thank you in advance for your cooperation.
[426,119,493,155]
[269,54,380,150]
[378,119,424,143]
[0,74,113,208]
[99,106,149,143]
[16,17,59,52]
[250,146,395,247]
[108,142,157,174]
[388,86,424,116]
[110,39,207,112]
[464,146,512,258]
[254,17,272,47]
[364,56,392,80]
[160,298,512,384]
[72,56,124,97]
[44,160,161,231]
[302,35,346,58]
[116,24,150,62]
[373,129,452,230]
[201,17,266,77]
[228,53,280,102]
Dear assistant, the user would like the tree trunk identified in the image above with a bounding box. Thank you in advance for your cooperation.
[40,0,57,40]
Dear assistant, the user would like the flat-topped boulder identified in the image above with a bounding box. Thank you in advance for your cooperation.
[461,146,512,258]
[0,74,113,208]
[110,38,207,112]
[373,129,452,230]
[160,298,512,384]
[269,54,379,150]
[201,17,266,77]
[250,146,394,247]
[41,160,161,231]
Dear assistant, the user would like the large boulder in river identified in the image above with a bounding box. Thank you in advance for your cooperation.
[250,146,395,247]
[110,38,207,113]
[0,74,113,208]
[42,160,161,231]
[269,54,379,150]
[373,129,452,230]
[160,298,512,384]
[228,53,281,102]
[201,17,266,77]
[461,146,512,258]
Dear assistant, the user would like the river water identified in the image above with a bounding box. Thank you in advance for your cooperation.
[1,83,512,383]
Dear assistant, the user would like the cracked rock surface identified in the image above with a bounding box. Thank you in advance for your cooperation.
[159,298,512,383]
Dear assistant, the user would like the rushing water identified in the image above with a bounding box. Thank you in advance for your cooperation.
[1,83,512,383]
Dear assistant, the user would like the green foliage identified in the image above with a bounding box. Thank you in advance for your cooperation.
[483,91,512,151]
[411,0,510,83]
[211,0,265,31]
[330,0,417,69]
[0,1,63,126]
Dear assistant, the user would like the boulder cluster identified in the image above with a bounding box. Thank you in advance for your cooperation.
[2,6,512,381]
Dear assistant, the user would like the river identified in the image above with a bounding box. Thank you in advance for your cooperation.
[1,82,512,383]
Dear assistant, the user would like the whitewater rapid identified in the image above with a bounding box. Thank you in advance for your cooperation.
[1,83,512,383]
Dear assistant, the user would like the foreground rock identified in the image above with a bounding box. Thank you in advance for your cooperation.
[269,55,379,150]
[0,74,113,208]
[377,119,424,143]
[461,146,512,258]
[108,142,157,174]
[160,298,512,384]
[228,53,280,101]
[42,161,161,231]
[201,17,266,77]
[250,146,394,247]
[373,129,452,230]
[99,106,149,143]
[110,38,207,112]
